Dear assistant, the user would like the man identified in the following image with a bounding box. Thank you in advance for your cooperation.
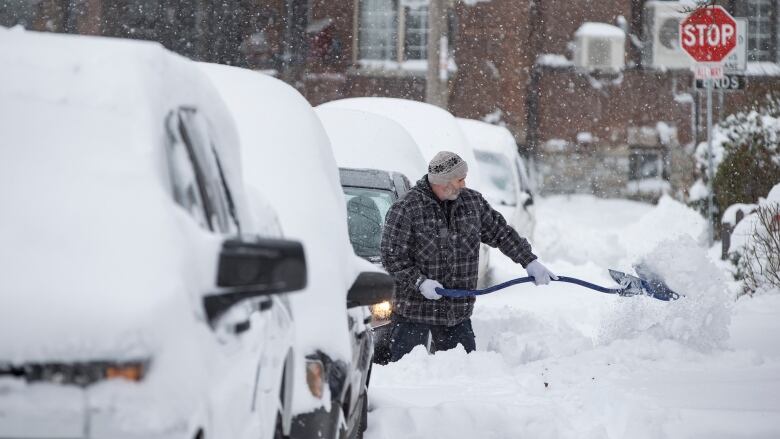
[380,151,556,361]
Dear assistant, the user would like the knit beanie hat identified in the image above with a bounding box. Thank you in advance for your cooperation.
[427,151,468,185]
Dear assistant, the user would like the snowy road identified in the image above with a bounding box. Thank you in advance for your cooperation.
[365,195,780,439]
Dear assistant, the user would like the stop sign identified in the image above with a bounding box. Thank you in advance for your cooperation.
[680,6,737,62]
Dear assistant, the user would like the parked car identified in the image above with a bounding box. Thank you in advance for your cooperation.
[319,97,492,286]
[315,107,428,364]
[457,118,537,239]
[200,64,393,439]
[0,31,306,439]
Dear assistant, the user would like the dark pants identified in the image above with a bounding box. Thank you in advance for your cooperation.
[388,317,476,362]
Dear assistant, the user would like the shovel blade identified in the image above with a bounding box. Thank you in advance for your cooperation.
[609,268,680,301]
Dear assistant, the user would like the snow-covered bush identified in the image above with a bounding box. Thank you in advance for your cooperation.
[729,184,780,296]
[689,95,780,224]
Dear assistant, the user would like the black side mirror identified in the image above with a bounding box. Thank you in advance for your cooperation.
[204,238,307,322]
[523,193,534,208]
[347,272,395,308]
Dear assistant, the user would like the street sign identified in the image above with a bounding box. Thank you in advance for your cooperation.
[680,6,738,63]
[680,5,740,247]
[694,64,724,80]
[695,74,746,90]
[723,18,747,72]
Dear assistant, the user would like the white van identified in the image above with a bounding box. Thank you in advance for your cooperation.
[319,98,491,285]
[457,118,537,239]
[0,31,305,439]
[201,64,393,439]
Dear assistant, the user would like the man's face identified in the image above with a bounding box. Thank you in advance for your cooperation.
[439,176,467,201]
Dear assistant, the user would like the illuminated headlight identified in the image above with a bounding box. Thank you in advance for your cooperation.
[370,301,393,321]
[0,361,149,387]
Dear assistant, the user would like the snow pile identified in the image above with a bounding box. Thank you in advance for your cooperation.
[621,195,707,259]
[598,236,731,351]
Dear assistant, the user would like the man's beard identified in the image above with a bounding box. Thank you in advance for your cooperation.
[442,186,461,200]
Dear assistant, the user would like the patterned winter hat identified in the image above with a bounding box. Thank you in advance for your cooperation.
[427,151,468,185]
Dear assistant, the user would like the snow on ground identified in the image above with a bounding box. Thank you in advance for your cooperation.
[366,195,780,439]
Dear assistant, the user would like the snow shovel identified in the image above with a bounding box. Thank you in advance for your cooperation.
[435,266,681,301]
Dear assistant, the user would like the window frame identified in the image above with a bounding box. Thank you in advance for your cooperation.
[165,108,241,235]
[355,0,437,65]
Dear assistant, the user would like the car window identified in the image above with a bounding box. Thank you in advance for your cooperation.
[178,108,241,235]
[342,187,394,261]
[164,112,211,229]
[475,150,517,206]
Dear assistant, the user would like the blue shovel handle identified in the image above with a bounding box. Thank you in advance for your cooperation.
[436,276,636,298]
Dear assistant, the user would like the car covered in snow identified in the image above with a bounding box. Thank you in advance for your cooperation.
[315,106,428,364]
[0,31,306,439]
[319,97,492,286]
[200,64,394,439]
[457,118,537,239]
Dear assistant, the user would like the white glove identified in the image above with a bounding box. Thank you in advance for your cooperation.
[525,260,558,286]
[418,279,443,300]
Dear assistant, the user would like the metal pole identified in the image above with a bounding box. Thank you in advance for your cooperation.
[706,77,715,246]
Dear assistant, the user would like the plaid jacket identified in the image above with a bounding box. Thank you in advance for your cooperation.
[380,177,537,326]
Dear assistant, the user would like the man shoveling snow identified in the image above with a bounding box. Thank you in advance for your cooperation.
[380,151,556,361]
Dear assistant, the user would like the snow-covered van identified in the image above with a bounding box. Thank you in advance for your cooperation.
[457,118,537,239]
[200,64,394,439]
[314,106,428,364]
[0,31,306,439]
[319,98,492,286]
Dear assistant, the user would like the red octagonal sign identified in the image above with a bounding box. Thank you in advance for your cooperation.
[680,6,737,63]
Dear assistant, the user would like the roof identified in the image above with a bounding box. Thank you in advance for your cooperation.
[318,97,484,190]
[456,118,518,163]
[315,106,427,182]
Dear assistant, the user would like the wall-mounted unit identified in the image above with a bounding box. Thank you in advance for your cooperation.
[643,1,694,69]
[574,22,626,72]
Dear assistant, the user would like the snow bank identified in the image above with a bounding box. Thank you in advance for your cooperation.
[598,236,731,351]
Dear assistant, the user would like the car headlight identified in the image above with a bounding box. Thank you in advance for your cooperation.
[370,301,392,321]
[0,361,149,387]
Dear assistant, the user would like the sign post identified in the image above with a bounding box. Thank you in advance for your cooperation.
[680,5,739,246]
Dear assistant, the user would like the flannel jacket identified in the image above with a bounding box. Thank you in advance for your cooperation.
[380,176,537,326]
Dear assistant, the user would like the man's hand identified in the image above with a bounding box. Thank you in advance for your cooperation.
[525,260,558,286]
[419,279,443,300]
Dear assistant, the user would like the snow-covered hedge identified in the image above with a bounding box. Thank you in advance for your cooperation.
[689,95,780,224]
[729,184,780,296]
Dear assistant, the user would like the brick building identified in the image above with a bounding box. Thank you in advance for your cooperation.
[3,0,779,198]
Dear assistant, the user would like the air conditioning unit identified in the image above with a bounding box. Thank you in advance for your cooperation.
[643,1,694,69]
[574,22,626,71]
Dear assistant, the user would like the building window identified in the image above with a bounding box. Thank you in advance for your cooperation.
[357,0,429,62]
[628,149,665,181]
[737,0,777,62]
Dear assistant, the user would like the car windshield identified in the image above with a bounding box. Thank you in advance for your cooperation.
[475,150,517,206]
[343,187,395,261]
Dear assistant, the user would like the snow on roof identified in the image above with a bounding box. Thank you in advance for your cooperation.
[199,63,358,413]
[575,22,625,40]
[320,97,483,190]
[315,107,427,182]
[536,53,573,68]
[0,31,241,363]
[456,118,518,162]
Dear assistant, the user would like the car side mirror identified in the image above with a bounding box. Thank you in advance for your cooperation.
[347,272,395,308]
[204,238,307,322]
[523,193,534,208]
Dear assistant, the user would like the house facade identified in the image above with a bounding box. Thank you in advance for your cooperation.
[4,0,779,198]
